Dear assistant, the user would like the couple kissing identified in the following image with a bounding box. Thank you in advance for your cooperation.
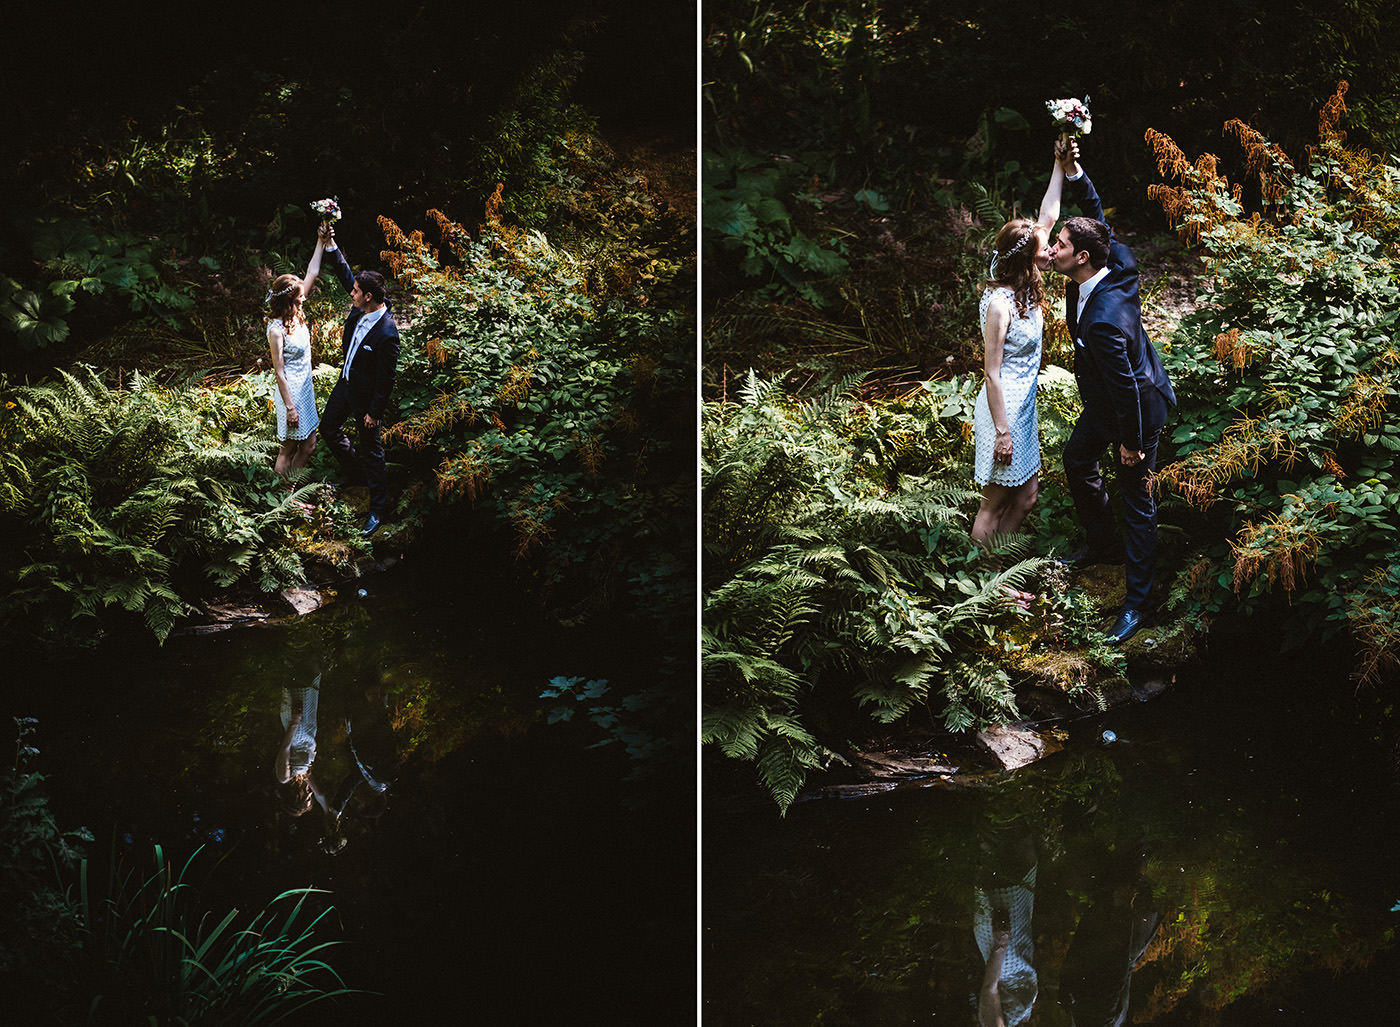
[971,138,1176,644]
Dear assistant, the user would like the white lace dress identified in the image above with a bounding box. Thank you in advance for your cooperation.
[973,863,1038,1026]
[973,287,1042,487]
[269,318,319,441]
[280,676,321,776]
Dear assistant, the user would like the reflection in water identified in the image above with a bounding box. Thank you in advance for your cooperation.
[1059,844,1161,1026]
[974,834,1038,1026]
[275,665,334,839]
[705,654,1400,1025]
[332,656,402,830]
[272,613,413,857]
[9,554,690,1022]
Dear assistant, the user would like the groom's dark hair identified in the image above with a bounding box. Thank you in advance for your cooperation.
[1063,216,1111,270]
[356,270,387,304]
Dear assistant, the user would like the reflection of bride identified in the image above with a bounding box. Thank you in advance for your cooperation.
[274,672,343,850]
[974,836,1038,1027]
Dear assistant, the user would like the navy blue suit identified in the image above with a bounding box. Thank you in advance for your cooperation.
[320,247,400,517]
[1064,172,1175,610]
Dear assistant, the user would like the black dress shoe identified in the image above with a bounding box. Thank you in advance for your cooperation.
[1061,543,1125,569]
[1106,607,1144,645]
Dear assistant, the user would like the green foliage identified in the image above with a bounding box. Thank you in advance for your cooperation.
[1145,94,1400,673]
[362,161,693,781]
[0,276,77,349]
[0,365,366,644]
[703,146,849,306]
[379,196,692,623]
[541,675,671,765]
[544,134,695,310]
[0,717,92,994]
[702,372,1051,811]
[468,42,600,227]
[77,845,357,1025]
[704,0,1400,219]
[0,216,210,353]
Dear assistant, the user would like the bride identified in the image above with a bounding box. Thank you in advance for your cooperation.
[970,140,1071,557]
[265,226,332,475]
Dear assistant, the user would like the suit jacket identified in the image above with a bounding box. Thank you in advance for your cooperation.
[1065,173,1175,450]
[325,246,400,420]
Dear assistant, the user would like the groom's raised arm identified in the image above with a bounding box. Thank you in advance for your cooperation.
[1067,170,1107,228]
[323,240,356,295]
[1068,168,1138,277]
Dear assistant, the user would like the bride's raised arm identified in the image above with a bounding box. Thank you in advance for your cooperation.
[301,228,329,294]
[1036,144,1068,235]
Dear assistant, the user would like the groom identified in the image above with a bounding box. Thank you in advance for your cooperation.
[320,229,400,537]
[1048,142,1176,644]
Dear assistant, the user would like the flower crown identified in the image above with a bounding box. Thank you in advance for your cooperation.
[265,282,299,303]
[988,227,1035,278]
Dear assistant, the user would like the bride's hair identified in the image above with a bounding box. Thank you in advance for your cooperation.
[983,218,1044,318]
[267,274,304,328]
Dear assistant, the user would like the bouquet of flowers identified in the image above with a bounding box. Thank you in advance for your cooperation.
[1046,96,1092,139]
[311,197,342,227]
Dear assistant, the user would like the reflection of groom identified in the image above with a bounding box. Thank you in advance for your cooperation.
[1048,142,1176,644]
[321,230,400,537]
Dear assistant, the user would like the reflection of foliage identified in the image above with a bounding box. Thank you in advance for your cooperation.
[374,659,535,766]
[708,719,1391,1025]
[0,717,91,998]
[542,676,671,766]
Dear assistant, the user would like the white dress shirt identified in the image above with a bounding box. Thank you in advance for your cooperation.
[1063,165,1110,326]
[1076,266,1111,325]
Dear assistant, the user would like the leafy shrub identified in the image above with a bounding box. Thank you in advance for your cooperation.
[0,366,366,643]
[1144,83,1400,676]
[378,196,692,623]
[702,146,849,306]
[702,372,1054,811]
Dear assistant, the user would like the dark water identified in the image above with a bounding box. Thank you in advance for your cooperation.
[4,551,694,1023]
[704,647,1400,1026]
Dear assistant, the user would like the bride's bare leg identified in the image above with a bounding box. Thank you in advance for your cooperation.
[997,473,1040,537]
[972,483,1015,551]
[288,430,318,473]
[274,440,299,477]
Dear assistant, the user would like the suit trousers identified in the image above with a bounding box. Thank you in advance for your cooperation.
[1062,416,1163,611]
[321,378,387,516]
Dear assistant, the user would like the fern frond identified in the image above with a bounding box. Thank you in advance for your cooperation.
[755,733,823,815]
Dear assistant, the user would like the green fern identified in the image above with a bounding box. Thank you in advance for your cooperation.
[703,370,1048,811]
[0,365,332,643]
